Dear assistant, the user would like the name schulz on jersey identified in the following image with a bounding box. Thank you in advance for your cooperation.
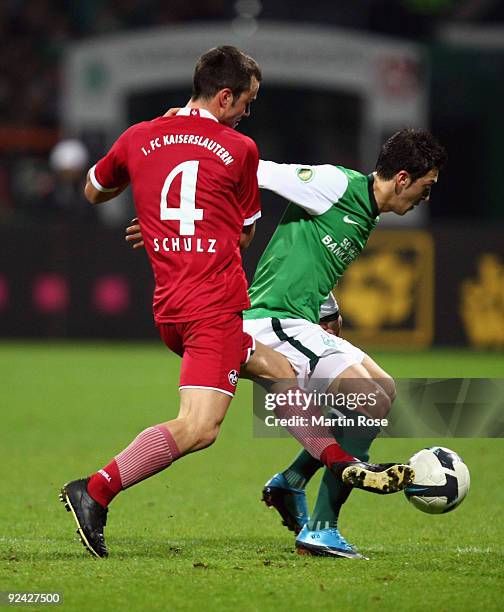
[153,236,217,254]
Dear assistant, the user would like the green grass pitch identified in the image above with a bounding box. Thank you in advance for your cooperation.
[1,343,503,611]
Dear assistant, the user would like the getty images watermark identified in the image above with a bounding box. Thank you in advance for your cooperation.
[253,378,504,438]
[263,388,387,429]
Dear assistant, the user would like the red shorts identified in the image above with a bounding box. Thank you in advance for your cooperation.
[158,312,255,397]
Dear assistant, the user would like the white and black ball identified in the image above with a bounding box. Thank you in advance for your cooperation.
[405,446,470,514]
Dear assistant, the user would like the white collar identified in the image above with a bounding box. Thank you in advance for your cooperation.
[176,107,219,122]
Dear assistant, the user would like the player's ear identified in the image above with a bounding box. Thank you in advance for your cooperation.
[395,170,412,191]
[218,88,234,110]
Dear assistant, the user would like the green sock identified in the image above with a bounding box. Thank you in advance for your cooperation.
[307,437,368,531]
[282,449,323,489]
[308,413,380,530]
[308,468,352,530]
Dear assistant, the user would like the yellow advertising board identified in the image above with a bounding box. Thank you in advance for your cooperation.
[460,254,504,349]
[337,229,434,348]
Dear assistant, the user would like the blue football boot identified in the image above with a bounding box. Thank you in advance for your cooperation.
[295,524,366,559]
[261,473,308,535]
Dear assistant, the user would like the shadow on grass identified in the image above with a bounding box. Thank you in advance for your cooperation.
[3,550,93,562]
[111,536,297,560]
[3,536,299,563]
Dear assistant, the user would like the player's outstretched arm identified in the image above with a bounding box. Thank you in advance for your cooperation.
[257,160,348,216]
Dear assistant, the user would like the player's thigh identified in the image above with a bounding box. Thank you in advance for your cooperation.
[165,388,232,453]
[242,340,296,380]
[178,312,244,397]
[360,354,396,402]
[305,332,366,393]
[327,362,391,419]
[243,317,306,386]
[178,387,232,429]
[302,327,392,410]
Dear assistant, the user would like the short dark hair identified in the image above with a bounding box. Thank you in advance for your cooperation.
[375,128,447,182]
[192,45,262,101]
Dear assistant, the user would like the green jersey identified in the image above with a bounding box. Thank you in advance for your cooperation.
[244,161,380,323]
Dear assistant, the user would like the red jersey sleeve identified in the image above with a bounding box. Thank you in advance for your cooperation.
[90,128,131,192]
[238,137,261,226]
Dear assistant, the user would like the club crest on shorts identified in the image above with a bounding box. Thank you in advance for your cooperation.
[321,333,338,347]
[228,369,239,386]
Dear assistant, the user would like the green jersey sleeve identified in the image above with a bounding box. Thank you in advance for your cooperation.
[257,160,349,216]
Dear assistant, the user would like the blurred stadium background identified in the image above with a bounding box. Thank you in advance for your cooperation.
[0,0,503,350]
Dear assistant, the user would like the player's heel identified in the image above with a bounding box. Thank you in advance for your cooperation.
[261,474,308,534]
[59,489,71,512]
[261,486,275,507]
[261,486,300,532]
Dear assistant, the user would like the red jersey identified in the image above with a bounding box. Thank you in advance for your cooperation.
[91,108,261,323]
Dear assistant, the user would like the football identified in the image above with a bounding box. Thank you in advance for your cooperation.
[404,446,470,514]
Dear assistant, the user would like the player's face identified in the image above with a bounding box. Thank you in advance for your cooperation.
[221,77,260,128]
[393,168,439,215]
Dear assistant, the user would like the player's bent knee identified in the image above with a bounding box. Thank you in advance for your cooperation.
[168,414,222,453]
[360,356,396,403]
[192,425,220,450]
[189,416,222,448]
[373,389,392,419]
[380,375,396,404]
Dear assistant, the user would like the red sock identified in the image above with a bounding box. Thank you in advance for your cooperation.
[87,459,123,508]
[87,425,180,508]
[272,386,357,463]
[320,443,356,468]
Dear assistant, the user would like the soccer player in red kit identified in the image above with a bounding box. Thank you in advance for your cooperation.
[60,47,380,558]
[59,46,272,558]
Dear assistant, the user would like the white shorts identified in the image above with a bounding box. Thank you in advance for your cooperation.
[243,317,365,393]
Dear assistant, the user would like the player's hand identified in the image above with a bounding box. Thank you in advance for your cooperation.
[125,217,144,249]
[319,315,343,336]
[163,107,182,117]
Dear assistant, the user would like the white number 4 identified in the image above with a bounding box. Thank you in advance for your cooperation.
[160,160,203,235]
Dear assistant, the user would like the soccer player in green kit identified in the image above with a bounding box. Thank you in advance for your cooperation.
[244,128,446,558]
[127,128,446,557]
